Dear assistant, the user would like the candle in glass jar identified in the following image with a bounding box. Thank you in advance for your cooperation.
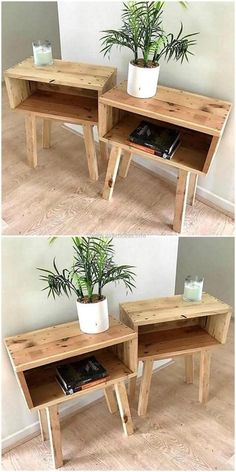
[32,40,53,66]
[183,276,204,302]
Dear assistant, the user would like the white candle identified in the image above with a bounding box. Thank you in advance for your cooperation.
[32,41,53,67]
[183,277,203,302]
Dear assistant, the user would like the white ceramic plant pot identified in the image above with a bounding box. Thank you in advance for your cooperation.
[127,61,160,98]
[76,297,109,334]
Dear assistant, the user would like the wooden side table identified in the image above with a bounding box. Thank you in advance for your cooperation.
[99,82,231,232]
[120,293,232,416]
[4,316,137,469]
[4,57,116,180]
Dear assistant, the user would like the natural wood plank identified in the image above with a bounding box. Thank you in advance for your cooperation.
[173,169,190,233]
[128,376,137,403]
[187,173,198,206]
[202,135,221,174]
[120,293,231,327]
[4,316,136,372]
[42,119,51,149]
[46,405,63,469]
[25,114,37,168]
[5,58,116,91]
[38,409,49,441]
[82,125,98,180]
[4,76,30,108]
[138,326,219,361]
[18,90,98,125]
[100,81,231,137]
[199,350,211,403]
[100,113,211,175]
[115,381,134,435]
[185,354,194,384]
[102,146,121,200]
[16,371,34,409]
[99,140,109,161]
[104,386,118,414]
[206,310,232,343]
[138,359,153,416]
[119,150,132,178]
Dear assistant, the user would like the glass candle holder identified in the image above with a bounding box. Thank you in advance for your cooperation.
[32,40,53,67]
[183,276,204,302]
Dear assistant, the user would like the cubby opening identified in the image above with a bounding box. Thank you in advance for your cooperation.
[24,345,132,409]
[103,111,212,174]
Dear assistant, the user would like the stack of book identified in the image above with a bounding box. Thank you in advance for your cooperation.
[128,120,181,159]
[56,355,109,395]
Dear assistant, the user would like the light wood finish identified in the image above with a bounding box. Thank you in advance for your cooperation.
[4,316,136,468]
[128,376,137,402]
[25,114,37,168]
[173,169,190,233]
[119,150,132,178]
[138,360,153,416]
[185,354,194,384]
[99,82,231,232]
[46,405,63,469]
[102,146,121,200]
[100,81,231,137]
[4,57,116,180]
[42,119,51,149]
[2,323,234,471]
[115,381,134,436]
[104,386,118,414]
[82,125,98,181]
[38,409,49,441]
[199,350,211,403]
[2,88,234,236]
[120,293,232,415]
[187,173,198,206]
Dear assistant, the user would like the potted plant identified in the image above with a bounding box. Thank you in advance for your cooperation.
[100,1,198,98]
[38,237,136,334]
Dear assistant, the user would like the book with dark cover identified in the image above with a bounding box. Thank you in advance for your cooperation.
[129,120,181,158]
[56,373,109,395]
[127,139,180,160]
[55,355,108,392]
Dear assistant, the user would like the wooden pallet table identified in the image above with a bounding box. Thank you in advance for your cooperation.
[4,57,116,180]
[99,82,231,232]
[120,293,232,416]
[4,316,137,468]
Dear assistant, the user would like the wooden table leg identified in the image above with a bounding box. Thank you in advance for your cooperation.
[185,354,194,384]
[128,376,137,403]
[115,381,134,436]
[102,146,121,200]
[42,119,51,149]
[38,408,49,441]
[199,350,211,403]
[173,169,190,233]
[25,113,37,168]
[99,141,109,161]
[119,150,132,178]
[187,173,198,206]
[46,405,63,469]
[104,386,118,414]
[83,124,98,181]
[138,359,153,416]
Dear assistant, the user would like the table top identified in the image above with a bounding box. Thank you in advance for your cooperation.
[120,293,231,327]
[4,316,136,372]
[4,57,116,91]
[99,81,231,137]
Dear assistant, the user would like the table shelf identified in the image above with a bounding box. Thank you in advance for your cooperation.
[17,90,98,125]
[25,348,134,410]
[101,113,211,174]
[138,325,220,361]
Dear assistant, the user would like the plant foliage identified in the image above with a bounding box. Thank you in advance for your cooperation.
[100,1,198,67]
[38,237,136,303]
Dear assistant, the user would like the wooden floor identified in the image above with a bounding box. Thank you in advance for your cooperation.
[2,324,234,471]
[2,89,234,236]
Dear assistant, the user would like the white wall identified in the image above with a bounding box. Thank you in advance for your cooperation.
[58,0,234,214]
[2,235,178,448]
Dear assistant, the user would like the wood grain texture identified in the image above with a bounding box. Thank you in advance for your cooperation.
[82,125,98,181]
[99,81,231,136]
[138,359,153,416]
[187,173,198,206]
[185,354,194,384]
[2,88,234,236]
[42,119,51,149]
[199,350,211,403]
[119,151,132,178]
[46,405,63,469]
[104,386,118,414]
[38,409,49,442]
[2,323,234,470]
[25,114,37,168]
[102,146,121,200]
[115,382,134,436]
[173,169,190,232]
